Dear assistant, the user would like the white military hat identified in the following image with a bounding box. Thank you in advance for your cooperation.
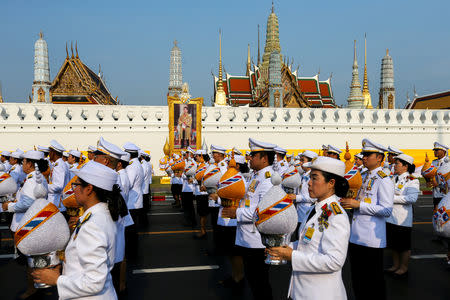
[123,142,140,153]
[322,144,329,151]
[10,151,23,159]
[120,152,131,162]
[433,142,449,152]
[72,161,118,191]
[16,149,24,154]
[195,149,207,155]
[49,140,65,153]
[302,150,318,160]
[23,150,44,161]
[304,156,346,178]
[286,154,293,158]
[327,145,342,154]
[211,144,227,154]
[394,154,414,165]
[387,146,403,155]
[63,152,69,158]
[232,147,242,156]
[97,137,127,159]
[248,138,276,152]
[234,155,245,164]
[361,138,388,154]
[354,152,363,159]
[88,145,97,152]
[274,146,287,155]
[1,151,10,156]
[37,145,50,153]
[68,150,81,158]
[187,146,195,154]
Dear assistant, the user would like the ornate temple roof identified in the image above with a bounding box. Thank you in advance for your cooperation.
[50,44,117,105]
[407,90,450,109]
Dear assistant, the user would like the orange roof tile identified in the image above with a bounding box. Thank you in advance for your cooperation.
[298,79,319,94]
[228,77,252,93]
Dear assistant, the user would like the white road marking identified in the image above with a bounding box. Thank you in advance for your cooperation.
[0,254,16,259]
[133,265,219,274]
[417,205,434,208]
[148,212,183,216]
[411,254,447,259]
[0,226,9,230]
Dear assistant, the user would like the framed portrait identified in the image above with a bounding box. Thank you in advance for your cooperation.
[167,95,202,154]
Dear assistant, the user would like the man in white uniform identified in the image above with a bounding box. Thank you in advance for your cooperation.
[431,142,449,209]
[47,140,70,213]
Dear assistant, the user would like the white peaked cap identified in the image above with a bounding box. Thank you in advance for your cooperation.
[63,152,69,157]
[355,152,363,159]
[16,149,24,154]
[37,145,50,153]
[1,151,11,156]
[387,146,403,155]
[248,138,276,152]
[97,137,127,159]
[120,152,131,162]
[327,145,342,154]
[274,146,287,155]
[361,139,388,154]
[302,150,318,160]
[68,150,81,158]
[187,146,195,154]
[303,156,346,178]
[433,142,449,152]
[234,155,245,164]
[72,161,118,191]
[395,154,414,165]
[195,149,207,155]
[322,144,329,150]
[123,142,140,153]
[49,140,65,153]
[88,145,97,152]
[232,147,242,155]
[23,150,44,161]
[10,151,23,159]
[210,144,227,154]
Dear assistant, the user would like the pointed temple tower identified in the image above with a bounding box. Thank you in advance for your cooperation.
[379,49,395,109]
[361,35,373,108]
[214,30,227,106]
[246,44,251,76]
[347,40,364,108]
[32,32,51,103]
[260,3,282,79]
[268,50,282,107]
[0,81,3,103]
[168,40,182,97]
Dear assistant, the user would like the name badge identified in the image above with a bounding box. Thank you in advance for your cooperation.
[245,198,250,208]
[364,197,372,204]
[303,226,315,243]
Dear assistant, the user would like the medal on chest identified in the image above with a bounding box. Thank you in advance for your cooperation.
[73,212,92,241]
[318,204,332,232]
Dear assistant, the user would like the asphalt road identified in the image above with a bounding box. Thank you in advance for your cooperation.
[0,195,449,300]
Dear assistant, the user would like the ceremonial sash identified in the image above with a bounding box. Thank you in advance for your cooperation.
[422,165,436,175]
[282,169,298,180]
[255,194,293,226]
[218,174,243,190]
[14,202,59,246]
[0,173,11,183]
[344,164,359,180]
[203,168,220,181]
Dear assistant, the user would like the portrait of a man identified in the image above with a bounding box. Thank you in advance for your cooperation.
[178,105,192,148]
[172,103,197,149]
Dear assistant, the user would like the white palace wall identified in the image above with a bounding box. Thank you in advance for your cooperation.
[0,103,448,175]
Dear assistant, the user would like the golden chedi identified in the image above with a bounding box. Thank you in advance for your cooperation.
[343,142,362,198]
[217,156,246,208]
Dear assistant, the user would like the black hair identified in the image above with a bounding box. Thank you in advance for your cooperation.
[238,162,250,174]
[202,154,210,162]
[79,178,128,221]
[72,156,80,163]
[129,152,138,159]
[145,156,150,162]
[119,160,129,168]
[258,151,275,166]
[397,159,416,174]
[26,158,49,173]
[321,170,350,198]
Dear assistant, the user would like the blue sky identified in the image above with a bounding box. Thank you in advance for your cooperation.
[1,0,449,108]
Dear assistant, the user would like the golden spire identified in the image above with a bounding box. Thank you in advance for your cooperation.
[362,33,373,108]
[65,42,69,59]
[215,29,227,106]
[257,24,261,66]
[246,44,251,76]
[75,41,79,59]
[39,31,43,39]
[71,42,74,59]
[163,138,170,156]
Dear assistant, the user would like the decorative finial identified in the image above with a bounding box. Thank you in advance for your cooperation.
[272,0,274,13]
[174,39,178,47]
[70,42,74,59]
[75,41,79,58]
[39,31,43,39]
[65,42,69,59]
[386,48,389,56]
[257,24,261,66]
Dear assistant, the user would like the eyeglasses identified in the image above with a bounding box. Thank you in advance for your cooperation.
[71,182,82,190]
[249,152,260,157]
[362,152,375,157]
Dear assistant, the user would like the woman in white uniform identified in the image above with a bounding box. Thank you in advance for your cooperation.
[32,161,124,299]
[267,156,351,300]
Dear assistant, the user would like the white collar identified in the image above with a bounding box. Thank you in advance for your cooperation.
[315,194,338,209]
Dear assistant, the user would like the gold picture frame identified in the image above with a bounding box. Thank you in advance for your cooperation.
[167,95,203,154]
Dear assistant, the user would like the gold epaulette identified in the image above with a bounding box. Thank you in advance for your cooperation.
[330,202,342,215]
[265,171,271,178]
[377,170,387,178]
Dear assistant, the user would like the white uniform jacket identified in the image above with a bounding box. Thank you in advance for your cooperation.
[8,171,48,231]
[276,160,289,176]
[3,161,12,172]
[114,175,133,264]
[386,172,420,227]
[9,164,26,188]
[288,195,350,300]
[141,160,151,195]
[350,166,394,248]
[433,158,449,198]
[125,158,144,210]
[235,165,273,249]
[48,158,70,212]
[295,170,316,224]
[68,163,79,180]
[57,202,117,300]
